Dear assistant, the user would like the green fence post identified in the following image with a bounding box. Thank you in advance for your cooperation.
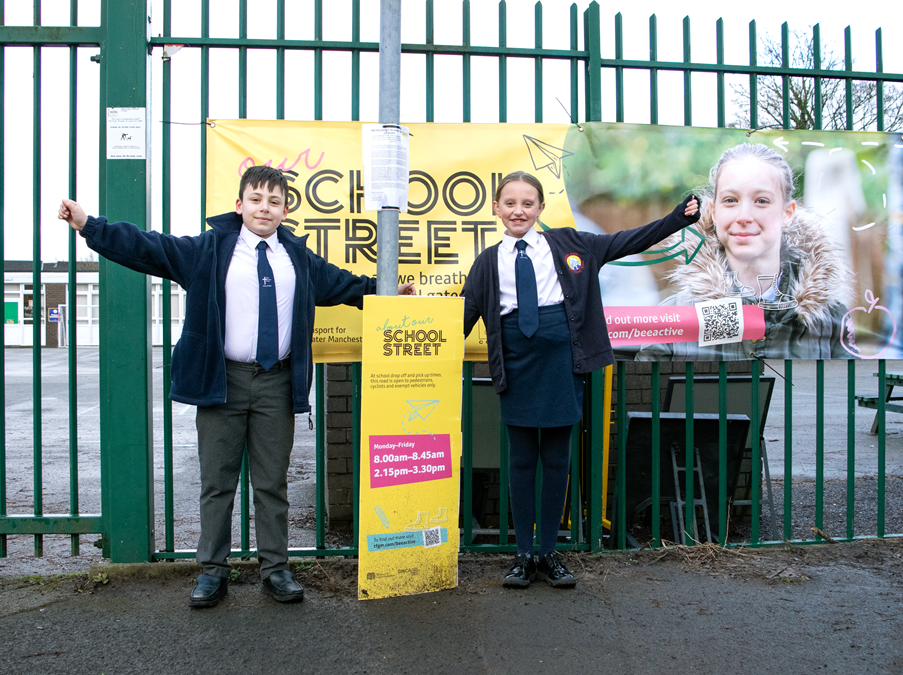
[98,0,154,563]
[583,1,601,123]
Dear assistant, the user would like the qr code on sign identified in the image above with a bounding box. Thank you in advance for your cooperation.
[422,526,442,548]
[695,298,744,347]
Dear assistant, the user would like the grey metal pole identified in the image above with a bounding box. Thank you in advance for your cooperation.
[376,0,401,296]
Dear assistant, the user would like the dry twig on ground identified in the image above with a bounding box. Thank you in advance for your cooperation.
[650,540,750,566]
[810,526,837,544]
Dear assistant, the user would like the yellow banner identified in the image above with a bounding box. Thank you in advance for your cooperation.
[357,296,464,600]
[206,120,574,361]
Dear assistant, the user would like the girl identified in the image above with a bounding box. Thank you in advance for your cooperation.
[463,171,699,587]
[637,143,854,361]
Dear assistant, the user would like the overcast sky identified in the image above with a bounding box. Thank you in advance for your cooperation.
[4,0,902,262]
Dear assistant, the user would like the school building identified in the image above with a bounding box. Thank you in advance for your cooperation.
[4,261,186,348]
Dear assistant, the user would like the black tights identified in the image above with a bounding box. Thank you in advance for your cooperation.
[506,424,572,558]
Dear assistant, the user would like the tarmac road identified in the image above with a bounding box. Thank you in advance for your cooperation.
[1,543,902,675]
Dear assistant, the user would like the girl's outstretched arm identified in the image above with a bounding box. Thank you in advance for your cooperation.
[590,194,702,264]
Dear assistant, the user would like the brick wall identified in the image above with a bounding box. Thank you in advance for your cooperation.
[325,363,355,531]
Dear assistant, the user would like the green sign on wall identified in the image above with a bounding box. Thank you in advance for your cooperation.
[5,301,17,325]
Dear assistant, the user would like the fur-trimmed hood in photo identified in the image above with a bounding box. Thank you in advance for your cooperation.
[636,205,855,361]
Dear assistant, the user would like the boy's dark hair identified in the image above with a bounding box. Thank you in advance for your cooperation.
[238,165,288,201]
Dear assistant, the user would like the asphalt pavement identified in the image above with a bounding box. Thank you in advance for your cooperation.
[1,542,901,675]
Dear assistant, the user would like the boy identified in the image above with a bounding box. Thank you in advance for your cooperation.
[59,166,413,607]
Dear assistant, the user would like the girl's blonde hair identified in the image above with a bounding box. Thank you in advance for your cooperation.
[708,142,796,204]
[695,143,798,235]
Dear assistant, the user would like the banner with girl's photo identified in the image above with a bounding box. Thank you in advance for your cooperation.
[206,120,903,360]
[564,124,901,361]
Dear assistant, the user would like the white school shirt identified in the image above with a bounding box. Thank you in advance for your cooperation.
[224,226,296,363]
[497,228,564,316]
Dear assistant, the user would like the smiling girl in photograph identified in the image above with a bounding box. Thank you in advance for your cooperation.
[637,143,855,361]
[463,171,699,587]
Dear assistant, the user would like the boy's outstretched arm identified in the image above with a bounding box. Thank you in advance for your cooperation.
[57,198,201,287]
[58,199,88,231]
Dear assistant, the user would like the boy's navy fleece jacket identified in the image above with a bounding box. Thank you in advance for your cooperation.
[80,211,376,414]
[462,196,700,394]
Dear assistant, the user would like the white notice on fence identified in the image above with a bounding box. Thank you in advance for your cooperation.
[106,107,146,159]
[362,124,410,210]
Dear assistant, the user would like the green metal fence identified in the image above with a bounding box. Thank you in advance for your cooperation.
[1,0,901,564]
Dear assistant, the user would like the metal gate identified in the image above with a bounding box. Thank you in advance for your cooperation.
[1,0,901,564]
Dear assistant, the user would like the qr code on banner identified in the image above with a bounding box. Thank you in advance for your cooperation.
[695,297,744,347]
[422,526,442,548]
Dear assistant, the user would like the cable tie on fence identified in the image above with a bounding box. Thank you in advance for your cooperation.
[748,352,792,384]
[746,124,783,137]
[160,121,216,127]
[556,97,584,131]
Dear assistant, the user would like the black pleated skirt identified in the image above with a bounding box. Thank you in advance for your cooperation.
[499,303,584,428]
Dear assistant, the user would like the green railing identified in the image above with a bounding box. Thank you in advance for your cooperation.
[620,359,896,549]
[0,2,105,560]
[1,0,901,564]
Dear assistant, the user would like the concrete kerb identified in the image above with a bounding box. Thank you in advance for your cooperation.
[84,559,266,583]
[73,536,903,585]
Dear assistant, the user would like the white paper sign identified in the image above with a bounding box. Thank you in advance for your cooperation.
[106,107,146,160]
[362,124,410,210]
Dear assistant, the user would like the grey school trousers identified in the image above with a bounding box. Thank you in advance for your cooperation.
[195,359,295,580]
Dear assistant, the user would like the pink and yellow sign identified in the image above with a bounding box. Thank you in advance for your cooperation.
[357,296,464,600]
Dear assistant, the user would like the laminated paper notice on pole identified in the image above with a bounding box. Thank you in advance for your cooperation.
[106,107,146,159]
[362,124,409,210]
